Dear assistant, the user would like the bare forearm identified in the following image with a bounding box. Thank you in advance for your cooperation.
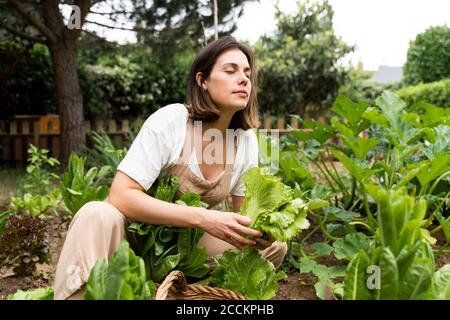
[107,189,205,228]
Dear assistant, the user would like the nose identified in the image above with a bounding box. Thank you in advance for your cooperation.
[238,71,249,86]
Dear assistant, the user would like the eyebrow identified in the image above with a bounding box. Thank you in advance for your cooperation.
[222,62,251,72]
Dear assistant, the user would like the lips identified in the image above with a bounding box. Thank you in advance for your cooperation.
[233,90,248,97]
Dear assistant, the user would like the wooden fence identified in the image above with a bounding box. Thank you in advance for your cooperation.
[0,114,304,165]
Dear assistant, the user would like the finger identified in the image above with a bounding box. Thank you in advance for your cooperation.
[232,213,252,226]
[255,238,272,249]
[233,224,262,238]
[224,236,243,250]
[230,233,257,246]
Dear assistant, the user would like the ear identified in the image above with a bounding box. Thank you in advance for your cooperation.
[195,72,208,90]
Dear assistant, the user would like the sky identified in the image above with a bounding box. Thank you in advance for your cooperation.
[76,0,450,72]
[232,0,450,71]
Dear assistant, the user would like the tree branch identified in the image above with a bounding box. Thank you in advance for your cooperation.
[84,19,153,32]
[0,20,47,44]
[8,0,57,43]
[89,9,135,16]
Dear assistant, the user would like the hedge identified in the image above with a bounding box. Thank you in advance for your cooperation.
[395,78,450,108]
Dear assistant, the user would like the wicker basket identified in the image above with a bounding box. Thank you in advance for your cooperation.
[155,270,247,300]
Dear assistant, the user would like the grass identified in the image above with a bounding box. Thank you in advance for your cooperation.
[0,167,26,204]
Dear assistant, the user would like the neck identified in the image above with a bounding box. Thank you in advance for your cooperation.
[201,110,235,137]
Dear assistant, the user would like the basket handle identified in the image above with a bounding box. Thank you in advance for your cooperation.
[155,270,187,300]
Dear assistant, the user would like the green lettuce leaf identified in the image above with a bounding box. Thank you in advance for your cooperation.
[209,246,285,300]
[240,168,326,242]
[8,287,54,300]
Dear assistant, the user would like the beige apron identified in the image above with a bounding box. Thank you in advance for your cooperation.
[53,117,286,300]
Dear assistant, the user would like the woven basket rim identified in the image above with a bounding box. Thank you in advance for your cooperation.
[155,270,247,300]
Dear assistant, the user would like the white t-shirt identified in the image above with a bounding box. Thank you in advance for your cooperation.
[117,103,259,196]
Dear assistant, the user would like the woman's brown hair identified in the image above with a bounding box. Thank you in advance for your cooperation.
[186,36,259,130]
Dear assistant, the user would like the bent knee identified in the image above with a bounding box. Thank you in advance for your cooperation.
[72,201,125,227]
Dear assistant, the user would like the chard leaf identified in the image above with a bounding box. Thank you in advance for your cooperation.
[399,255,433,300]
[343,250,372,300]
[433,264,450,300]
[84,241,154,300]
[377,248,399,300]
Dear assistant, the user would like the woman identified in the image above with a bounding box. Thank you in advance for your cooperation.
[54,36,287,300]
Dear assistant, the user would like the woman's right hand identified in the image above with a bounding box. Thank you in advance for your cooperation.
[197,209,262,250]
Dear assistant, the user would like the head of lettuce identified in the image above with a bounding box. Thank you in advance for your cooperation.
[240,167,328,242]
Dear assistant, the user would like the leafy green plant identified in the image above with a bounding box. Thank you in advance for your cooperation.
[84,240,156,300]
[8,287,54,300]
[10,189,60,217]
[344,188,449,300]
[60,152,111,216]
[22,144,60,195]
[0,210,14,235]
[209,246,286,300]
[0,214,50,276]
[298,257,346,300]
[240,167,328,242]
[128,176,210,282]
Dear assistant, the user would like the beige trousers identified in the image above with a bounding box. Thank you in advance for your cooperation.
[53,201,287,300]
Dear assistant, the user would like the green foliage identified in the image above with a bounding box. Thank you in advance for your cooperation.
[84,240,156,300]
[85,130,131,186]
[0,210,14,235]
[403,25,450,85]
[299,257,346,300]
[87,131,127,169]
[22,144,60,195]
[255,0,353,116]
[209,246,286,300]
[0,214,50,276]
[433,264,450,300]
[0,41,56,118]
[60,153,111,216]
[343,188,446,300]
[131,0,252,57]
[128,177,210,282]
[149,176,180,202]
[333,233,372,261]
[81,48,191,119]
[8,287,54,300]
[396,79,450,109]
[10,189,60,217]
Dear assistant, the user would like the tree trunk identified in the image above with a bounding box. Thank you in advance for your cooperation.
[49,43,85,166]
